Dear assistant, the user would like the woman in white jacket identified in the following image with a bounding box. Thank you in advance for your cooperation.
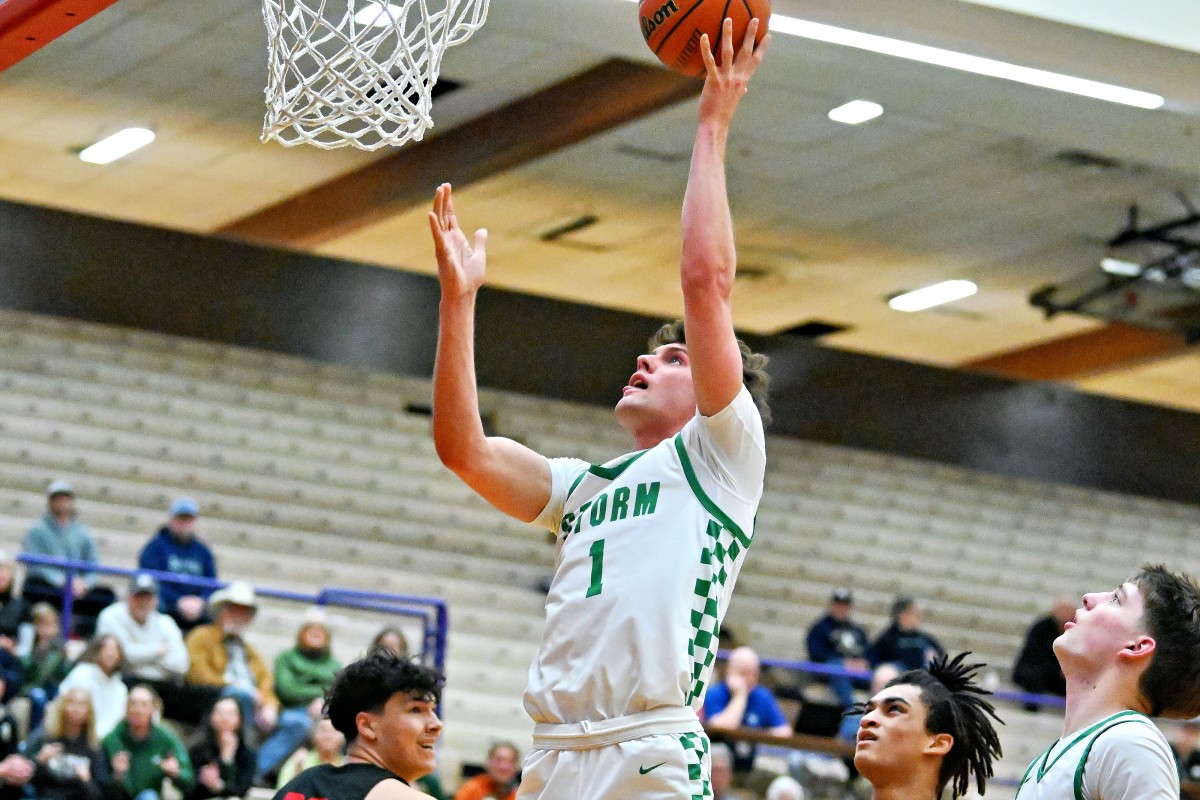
[56,635,127,738]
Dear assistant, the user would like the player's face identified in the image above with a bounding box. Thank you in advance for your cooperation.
[1054,582,1148,662]
[854,684,948,787]
[615,344,696,435]
[367,692,442,783]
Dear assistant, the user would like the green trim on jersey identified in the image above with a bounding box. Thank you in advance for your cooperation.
[1017,710,1146,798]
[673,434,750,548]
[565,450,650,503]
[677,732,712,800]
[674,433,755,706]
[587,449,648,481]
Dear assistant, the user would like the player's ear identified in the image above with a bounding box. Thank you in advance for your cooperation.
[925,732,953,757]
[1119,635,1156,663]
[356,710,377,742]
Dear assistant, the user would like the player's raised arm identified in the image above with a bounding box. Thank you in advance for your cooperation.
[428,183,552,523]
[680,18,769,417]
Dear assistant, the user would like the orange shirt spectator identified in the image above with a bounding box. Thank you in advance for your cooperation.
[454,742,519,800]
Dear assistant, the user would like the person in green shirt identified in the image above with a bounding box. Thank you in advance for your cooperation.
[101,685,193,800]
[256,618,342,782]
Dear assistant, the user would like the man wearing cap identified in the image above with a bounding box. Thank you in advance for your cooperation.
[21,480,115,638]
[805,587,873,711]
[96,573,218,723]
[137,497,218,634]
[185,581,279,734]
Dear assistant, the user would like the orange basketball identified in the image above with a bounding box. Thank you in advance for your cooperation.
[639,0,771,77]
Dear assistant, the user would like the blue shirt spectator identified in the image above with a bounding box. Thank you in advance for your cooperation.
[703,646,791,773]
[137,498,217,633]
[806,587,872,710]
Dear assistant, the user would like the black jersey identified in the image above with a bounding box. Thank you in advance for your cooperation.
[273,762,407,800]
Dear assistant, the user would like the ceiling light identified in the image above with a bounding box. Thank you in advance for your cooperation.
[78,128,155,164]
[621,0,1163,109]
[888,280,978,312]
[354,3,402,27]
[828,100,883,124]
[1100,257,1141,277]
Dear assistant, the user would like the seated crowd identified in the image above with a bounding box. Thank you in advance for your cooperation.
[0,480,432,800]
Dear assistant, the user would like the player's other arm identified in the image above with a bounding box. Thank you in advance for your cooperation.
[429,184,552,524]
[680,18,769,417]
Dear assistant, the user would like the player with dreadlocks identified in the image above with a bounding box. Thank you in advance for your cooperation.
[853,652,1003,800]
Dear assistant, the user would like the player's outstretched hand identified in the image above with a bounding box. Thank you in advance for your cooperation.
[698,17,769,129]
[429,182,488,299]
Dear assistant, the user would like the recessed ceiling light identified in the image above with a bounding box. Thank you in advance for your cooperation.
[828,100,883,124]
[78,128,155,164]
[1100,257,1141,277]
[888,280,978,312]
[354,3,402,27]
[621,0,1163,109]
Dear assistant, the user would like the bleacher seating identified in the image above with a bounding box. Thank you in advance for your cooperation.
[0,308,1196,795]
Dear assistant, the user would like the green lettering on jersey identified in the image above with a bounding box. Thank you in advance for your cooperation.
[560,513,575,536]
[611,486,630,521]
[633,481,660,517]
[589,494,609,527]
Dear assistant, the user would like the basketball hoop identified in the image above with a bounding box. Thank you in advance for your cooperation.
[261,0,489,150]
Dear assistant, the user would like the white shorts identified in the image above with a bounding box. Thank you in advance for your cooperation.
[516,709,710,800]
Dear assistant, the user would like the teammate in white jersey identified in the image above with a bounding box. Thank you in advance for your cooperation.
[853,652,1002,800]
[428,18,770,800]
[1015,564,1200,800]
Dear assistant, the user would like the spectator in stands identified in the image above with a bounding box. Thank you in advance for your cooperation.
[96,573,215,725]
[1171,720,1200,783]
[185,582,279,734]
[26,686,108,800]
[1012,598,1074,704]
[274,717,346,789]
[710,743,736,800]
[766,775,804,800]
[137,497,217,634]
[58,634,127,738]
[872,596,945,671]
[453,741,520,800]
[853,653,1001,800]
[187,696,256,800]
[370,627,409,658]
[704,646,792,776]
[22,481,115,638]
[806,587,872,710]
[20,602,72,730]
[0,552,30,643]
[0,677,32,800]
[256,616,342,782]
[101,684,194,800]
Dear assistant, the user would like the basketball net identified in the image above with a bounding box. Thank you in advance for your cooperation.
[261,0,489,150]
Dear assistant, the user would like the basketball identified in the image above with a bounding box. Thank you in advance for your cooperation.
[639,0,771,77]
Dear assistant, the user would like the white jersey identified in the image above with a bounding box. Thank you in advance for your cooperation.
[527,386,766,725]
[1015,711,1178,800]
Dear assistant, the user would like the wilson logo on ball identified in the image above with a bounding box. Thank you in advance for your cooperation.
[641,0,680,40]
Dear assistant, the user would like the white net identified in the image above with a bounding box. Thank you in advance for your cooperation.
[261,0,489,150]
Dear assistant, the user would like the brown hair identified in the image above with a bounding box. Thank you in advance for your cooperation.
[648,321,771,426]
[1131,564,1200,718]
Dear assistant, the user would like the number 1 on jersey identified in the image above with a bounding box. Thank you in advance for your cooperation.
[586,539,605,597]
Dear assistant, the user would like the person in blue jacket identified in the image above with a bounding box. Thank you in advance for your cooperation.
[137,497,217,633]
